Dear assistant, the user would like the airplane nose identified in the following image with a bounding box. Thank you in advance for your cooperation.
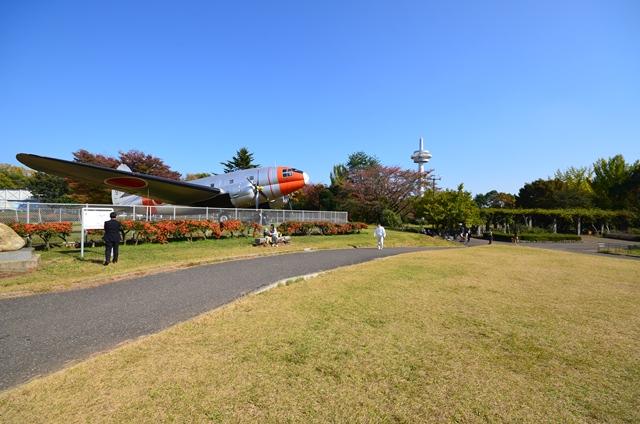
[303,172,309,185]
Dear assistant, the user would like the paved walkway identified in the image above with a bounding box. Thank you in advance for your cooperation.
[468,235,640,259]
[0,247,436,391]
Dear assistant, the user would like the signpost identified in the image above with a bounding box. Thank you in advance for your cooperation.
[80,207,114,258]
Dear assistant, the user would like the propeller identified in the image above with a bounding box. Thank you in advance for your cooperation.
[247,177,268,209]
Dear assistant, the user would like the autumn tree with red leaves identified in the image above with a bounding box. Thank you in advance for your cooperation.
[340,165,425,223]
[118,150,181,180]
[68,149,182,203]
[67,150,121,203]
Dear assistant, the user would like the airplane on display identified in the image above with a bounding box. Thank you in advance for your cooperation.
[16,153,310,209]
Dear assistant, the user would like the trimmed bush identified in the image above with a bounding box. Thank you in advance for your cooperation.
[277,221,368,236]
[486,231,581,242]
[9,222,73,250]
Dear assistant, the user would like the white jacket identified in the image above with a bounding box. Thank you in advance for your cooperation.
[374,226,386,238]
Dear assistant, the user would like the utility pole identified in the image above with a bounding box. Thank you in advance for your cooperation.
[428,175,441,192]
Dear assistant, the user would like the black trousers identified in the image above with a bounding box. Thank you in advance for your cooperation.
[104,240,119,263]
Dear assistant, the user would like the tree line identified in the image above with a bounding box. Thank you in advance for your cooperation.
[2,148,638,232]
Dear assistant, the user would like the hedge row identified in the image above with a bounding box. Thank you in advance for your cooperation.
[486,232,582,242]
[97,219,261,244]
[277,221,368,236]
[9,222,73,250]
[9,220,367,248]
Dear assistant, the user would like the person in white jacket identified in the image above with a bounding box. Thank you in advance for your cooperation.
[374,224,387,250]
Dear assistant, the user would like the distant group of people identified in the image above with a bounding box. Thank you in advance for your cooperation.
[264,224,281,247]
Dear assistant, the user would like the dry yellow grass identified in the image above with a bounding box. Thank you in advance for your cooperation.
[0,246,638,422]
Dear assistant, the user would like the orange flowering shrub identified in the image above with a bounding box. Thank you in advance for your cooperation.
[221,219,243,237]
[246,222,262,238]
[9,222,72,250]
[277,221,368,236]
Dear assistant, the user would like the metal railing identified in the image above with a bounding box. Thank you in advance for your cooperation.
[0,201,348,226]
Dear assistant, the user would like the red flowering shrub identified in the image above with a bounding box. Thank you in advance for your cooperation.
[276,221,367,236]
[9,222,73,250]
[207,221,222,239]
[136,222,159,243]
[221,219,243,237]
[246,222,262,238]
[8,223,33,238]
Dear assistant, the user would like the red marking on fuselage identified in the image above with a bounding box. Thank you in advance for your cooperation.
[141,197,159,214]
[105,177,148,189]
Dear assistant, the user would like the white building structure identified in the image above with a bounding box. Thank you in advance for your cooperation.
[0,189,33,209]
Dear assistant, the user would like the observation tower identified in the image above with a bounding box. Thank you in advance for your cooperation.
[411,137,432,193]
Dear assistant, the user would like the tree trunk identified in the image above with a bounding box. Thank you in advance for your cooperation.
[577,216,581,236]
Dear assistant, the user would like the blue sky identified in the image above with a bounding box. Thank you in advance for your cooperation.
[1,0,639,195]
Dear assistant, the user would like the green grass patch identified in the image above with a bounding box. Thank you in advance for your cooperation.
[0,229,451,297]
[490,231,581,242]
[0,246,638,422]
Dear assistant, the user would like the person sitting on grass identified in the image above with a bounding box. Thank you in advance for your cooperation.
[269,224,279,247]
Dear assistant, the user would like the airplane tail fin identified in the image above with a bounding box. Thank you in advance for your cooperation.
[111,164,144,206]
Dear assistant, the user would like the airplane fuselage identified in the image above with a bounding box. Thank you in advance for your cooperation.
[114,166,309,208]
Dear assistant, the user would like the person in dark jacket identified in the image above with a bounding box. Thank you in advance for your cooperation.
[103,211,122,266]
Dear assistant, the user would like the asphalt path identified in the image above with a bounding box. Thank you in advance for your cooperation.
[468,235,640,259]
[0,247,435,391]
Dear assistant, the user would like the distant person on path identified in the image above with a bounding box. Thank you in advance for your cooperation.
[374,224,387,250]
[103,211,122,266]
[488,229,493,244]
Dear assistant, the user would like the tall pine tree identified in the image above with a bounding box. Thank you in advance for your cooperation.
[220,148,259,173]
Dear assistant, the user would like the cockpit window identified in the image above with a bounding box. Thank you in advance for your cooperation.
[282,168,303,178]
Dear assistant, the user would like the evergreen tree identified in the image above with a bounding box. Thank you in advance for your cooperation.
[220,148,259,173]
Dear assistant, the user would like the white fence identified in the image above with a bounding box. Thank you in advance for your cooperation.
[0,202,348,226]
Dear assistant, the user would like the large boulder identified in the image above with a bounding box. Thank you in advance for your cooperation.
[0,223,26,252]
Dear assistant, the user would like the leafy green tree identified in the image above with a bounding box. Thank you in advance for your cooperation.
[474,190,516,208]
[0,164,31,189]
[185,172,212,181]
[290,183,336,210]
[220,147,259,173]
[516,179,564,208]
[381,209,402,227]
[329,164,347,187]
[26,172,73,203]
[517,178,592,209]
[554,166,593,194]
[415,184,481,230]
[591,155,634,210]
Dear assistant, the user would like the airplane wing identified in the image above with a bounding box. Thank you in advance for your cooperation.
[16,153,222,206]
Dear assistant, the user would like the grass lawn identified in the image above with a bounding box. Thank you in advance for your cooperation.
[602,246,640,258]
[0,229,451,297]
[0,246,638,422]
